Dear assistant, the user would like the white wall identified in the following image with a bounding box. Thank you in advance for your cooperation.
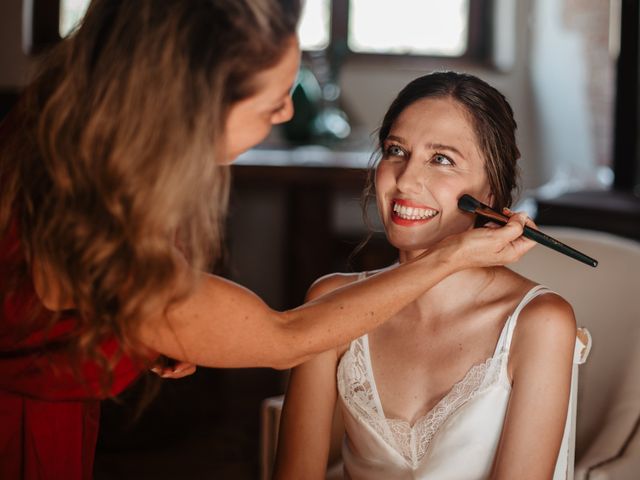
[529,0,615,195]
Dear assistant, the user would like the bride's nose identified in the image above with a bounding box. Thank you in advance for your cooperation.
[395,158,427,195]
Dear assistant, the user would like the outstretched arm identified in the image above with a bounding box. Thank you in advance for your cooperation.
[33,214,533,370]
[490,293,577,479]
[138,214,535,369]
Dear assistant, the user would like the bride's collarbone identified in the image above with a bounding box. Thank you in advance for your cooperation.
[367,284,534,423]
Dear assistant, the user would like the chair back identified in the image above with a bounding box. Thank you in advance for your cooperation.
[509,227,640,461]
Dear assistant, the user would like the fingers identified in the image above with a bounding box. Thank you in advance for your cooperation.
[503,207,538,228]
[163,364,197,378]
[508,212,528,227]
[443,209,537,269]
[151,361,197,379]
[486,212,536,263]
[502,213,537,259]
[493,212,527,242]
[524,215,538,229]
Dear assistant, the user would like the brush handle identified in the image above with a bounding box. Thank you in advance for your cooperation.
[471,205,598,268]
[522,226,598,267]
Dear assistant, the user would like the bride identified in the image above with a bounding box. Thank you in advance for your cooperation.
[273,72,589,480]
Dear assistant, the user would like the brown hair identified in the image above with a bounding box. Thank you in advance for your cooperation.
[360,71,520,236]
[0,0,301,390]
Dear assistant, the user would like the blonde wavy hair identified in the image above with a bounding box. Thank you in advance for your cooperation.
[0,0,300,390]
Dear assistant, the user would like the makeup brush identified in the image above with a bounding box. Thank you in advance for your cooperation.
[458,194,598,268]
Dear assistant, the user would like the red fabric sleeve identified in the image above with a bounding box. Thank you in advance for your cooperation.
[0,334,149,401]
[0,208,153,402]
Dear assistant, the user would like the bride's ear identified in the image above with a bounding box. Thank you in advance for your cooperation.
[483,191,495,208]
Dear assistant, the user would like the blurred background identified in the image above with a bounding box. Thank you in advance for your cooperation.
[1,0,639,478]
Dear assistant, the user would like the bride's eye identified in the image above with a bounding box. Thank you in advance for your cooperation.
[384,144,406,158]
[432,153,454,166]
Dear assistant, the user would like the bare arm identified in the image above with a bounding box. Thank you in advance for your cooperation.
[32,215,533,370]
[137,215,534,369]
[273,349,340,479]
[273,276,351,479]
[490,294,577,480]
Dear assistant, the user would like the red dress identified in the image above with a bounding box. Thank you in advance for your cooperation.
[0,218,148,479]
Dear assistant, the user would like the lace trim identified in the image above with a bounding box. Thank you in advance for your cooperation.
[337,337,506,468]
[337,338,390,442]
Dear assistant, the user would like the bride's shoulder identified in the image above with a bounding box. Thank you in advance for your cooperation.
[493,267,575,330]
[305,271,364,302]
[518,289,576,332]
[306,272,371,358]
[510,286,576,367]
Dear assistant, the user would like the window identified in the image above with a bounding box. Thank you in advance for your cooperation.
[299,0,491,61]
[59,0,90,38]
[299,0,331,50]
[349,0,469,56]
[56,1,490,61]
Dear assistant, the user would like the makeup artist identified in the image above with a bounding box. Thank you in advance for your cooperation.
[0,1,534,478]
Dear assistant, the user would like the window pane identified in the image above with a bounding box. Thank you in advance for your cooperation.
[59,0,91,38]
[60,0,331,49]
[299,0,331,50]
[349,0,469,56]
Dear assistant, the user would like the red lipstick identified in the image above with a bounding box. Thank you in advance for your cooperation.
[390,198,439,226]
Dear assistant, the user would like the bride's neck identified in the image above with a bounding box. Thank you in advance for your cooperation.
[396,249,500,322]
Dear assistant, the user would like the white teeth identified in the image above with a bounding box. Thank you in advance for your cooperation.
[392,202,438,220]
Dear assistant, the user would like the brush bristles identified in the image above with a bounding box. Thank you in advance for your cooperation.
[458,194,481,213]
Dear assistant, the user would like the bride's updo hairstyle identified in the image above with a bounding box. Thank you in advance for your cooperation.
[361,71,520,234]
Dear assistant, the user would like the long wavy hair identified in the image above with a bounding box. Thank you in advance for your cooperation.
[0,0,300,391]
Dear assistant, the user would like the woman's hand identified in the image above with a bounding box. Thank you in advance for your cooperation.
[438,212,537,270]
[150,357,197,379]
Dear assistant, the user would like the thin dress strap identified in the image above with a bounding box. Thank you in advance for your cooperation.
[495,285,554,355]
[346,271,369,353]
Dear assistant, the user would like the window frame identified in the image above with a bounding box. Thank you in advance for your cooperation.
[304,0,494,69]
[23,0,63,55]
[27,0,495,69]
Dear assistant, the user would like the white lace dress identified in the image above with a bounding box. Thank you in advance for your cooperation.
[336,285,591,480]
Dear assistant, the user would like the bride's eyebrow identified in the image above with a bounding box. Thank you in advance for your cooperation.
[385,134,406,144]
[426,142,465,159]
